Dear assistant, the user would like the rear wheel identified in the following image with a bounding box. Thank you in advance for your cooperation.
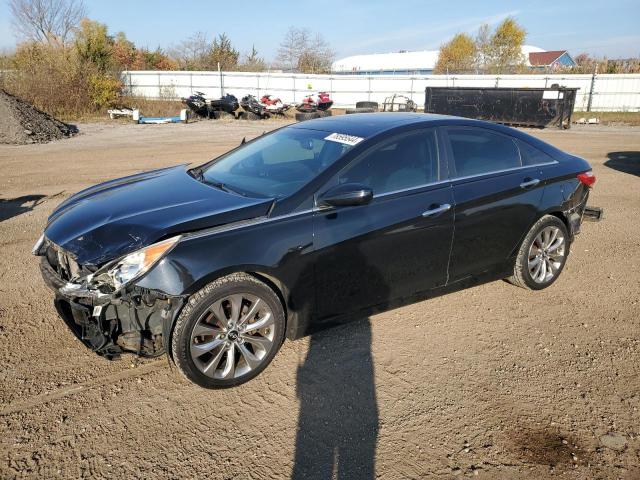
[171,273,285,388]
[508,215,570,290]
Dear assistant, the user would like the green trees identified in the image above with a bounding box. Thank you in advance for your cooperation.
[209,34,240,71]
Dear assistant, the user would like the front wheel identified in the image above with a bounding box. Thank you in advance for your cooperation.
[508,215,570,290]
[171,273,285,388]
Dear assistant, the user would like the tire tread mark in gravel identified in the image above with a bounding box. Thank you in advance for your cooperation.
[0,360,165,416]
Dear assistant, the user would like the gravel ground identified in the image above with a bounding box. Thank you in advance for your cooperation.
[0,120,639,479]
[0,90,77,145]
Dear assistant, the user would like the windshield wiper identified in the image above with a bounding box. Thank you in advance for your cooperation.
[190,168,248,197]
[203,178,246,196]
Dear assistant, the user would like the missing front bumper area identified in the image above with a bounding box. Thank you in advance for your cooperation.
[41,258,185,359]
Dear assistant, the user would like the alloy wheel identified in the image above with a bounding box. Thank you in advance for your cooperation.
[189,293,275,379]
[528,226,566,284]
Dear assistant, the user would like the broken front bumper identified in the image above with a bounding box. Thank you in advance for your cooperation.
[40,258,184,359]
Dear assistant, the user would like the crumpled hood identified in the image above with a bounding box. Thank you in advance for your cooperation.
[44,165,273,265]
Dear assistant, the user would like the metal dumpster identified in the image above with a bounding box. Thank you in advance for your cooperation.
[424,86,578,128]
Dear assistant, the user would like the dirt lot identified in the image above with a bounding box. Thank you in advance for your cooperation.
[1,119,639,479]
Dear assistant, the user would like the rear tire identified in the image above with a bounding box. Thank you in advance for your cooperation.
[295,112,321,121]
[508,215,570,290]
[355,101,378,109]
[171,273,285,389]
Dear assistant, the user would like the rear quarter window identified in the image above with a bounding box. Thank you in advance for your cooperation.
[516,139,557,166]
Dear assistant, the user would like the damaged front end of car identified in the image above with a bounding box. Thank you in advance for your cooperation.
[33,234,186,360]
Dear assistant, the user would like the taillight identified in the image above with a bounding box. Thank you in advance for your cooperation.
[577,171,596,188]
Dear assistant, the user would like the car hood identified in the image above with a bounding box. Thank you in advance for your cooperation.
[44,165,273,266]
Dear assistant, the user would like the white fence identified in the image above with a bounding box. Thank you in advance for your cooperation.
[122,71,640,112]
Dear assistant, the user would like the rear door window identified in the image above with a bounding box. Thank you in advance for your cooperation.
[446,127,522,178]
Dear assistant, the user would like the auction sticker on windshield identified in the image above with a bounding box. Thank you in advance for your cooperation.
[325,132,364,146]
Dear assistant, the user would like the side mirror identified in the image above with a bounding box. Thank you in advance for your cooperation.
[318,183,373,208]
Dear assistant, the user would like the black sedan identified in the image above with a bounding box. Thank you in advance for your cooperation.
[34,113,599,388]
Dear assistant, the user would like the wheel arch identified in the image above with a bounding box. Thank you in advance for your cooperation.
[509,209,571,259]
[172,265,297,339]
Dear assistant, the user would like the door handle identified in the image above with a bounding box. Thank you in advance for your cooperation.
[520,178,541,189]
[422,203,451,217]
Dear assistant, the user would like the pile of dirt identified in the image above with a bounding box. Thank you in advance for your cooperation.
[0,90,78,144]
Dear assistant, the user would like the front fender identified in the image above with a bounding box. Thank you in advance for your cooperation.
[134,211,315,339]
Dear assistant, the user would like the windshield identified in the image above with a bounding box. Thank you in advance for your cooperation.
[199,128,356,198]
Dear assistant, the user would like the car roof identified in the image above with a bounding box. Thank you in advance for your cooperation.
[289,112,456,137]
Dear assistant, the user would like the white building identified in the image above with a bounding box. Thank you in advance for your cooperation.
[332,45,548,75]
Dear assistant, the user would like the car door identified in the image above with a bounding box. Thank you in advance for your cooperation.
[443,126,546,281]
[312,128,454,322]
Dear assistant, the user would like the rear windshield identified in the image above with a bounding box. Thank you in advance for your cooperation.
[200,128,356,198]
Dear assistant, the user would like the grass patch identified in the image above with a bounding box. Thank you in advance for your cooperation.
[573,111,640,126]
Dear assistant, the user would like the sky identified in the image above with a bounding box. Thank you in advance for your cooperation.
[1,0,639,61]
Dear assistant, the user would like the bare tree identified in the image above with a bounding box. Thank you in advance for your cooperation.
[169,31,211,70]
[9,0,86,45]
[475,23,491,73]
[298,33,334,73]
[277,27,334,73]
[276,27,309,72]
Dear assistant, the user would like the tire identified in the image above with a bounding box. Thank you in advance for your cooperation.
[171,273,286,389]
[242,111,264,121]
[346,107,376,114]
[355,101,378,109]
[316,110,332,117]
[212,110,235,120]
[508,215,570,290]
[295,112,321,122]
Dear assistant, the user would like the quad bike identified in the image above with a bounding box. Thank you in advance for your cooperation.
[296,91,333,113]
[240,95,268,120]
[260,94,291,115]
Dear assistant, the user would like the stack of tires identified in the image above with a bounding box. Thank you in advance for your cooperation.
[346,101,379,114]
[295,110,333,122]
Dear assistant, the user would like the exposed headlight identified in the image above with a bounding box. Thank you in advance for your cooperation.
[107,236,181,290]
